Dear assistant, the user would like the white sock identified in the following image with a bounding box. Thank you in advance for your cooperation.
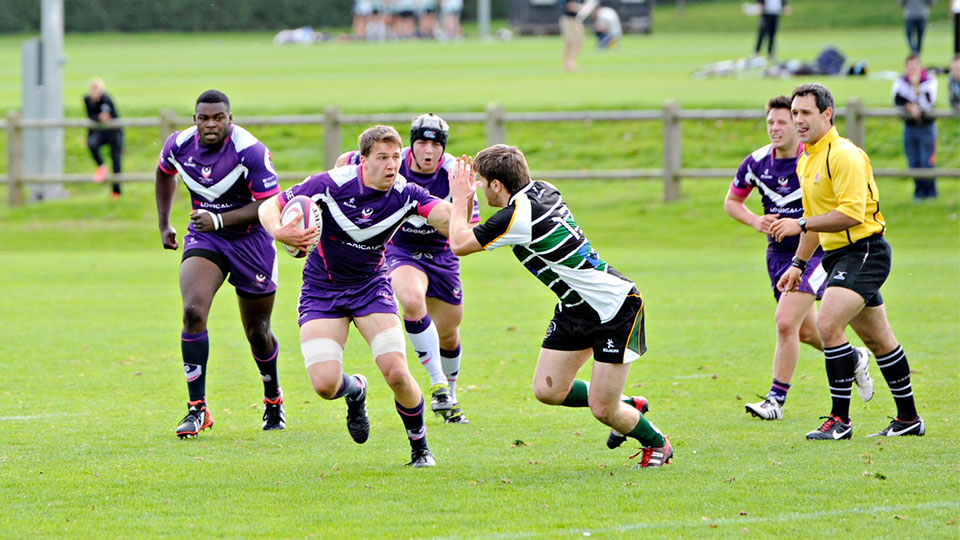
[404,316,446,387]
[440,345,462,403]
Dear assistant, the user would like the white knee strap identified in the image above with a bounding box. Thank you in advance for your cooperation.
[301,338,343,368]
[369,325,406,357]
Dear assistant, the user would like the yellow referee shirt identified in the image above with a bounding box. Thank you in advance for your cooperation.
[797,126,885,251]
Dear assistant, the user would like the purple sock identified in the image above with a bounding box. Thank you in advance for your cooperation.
[403,314,432,334]
[767,378,791,404]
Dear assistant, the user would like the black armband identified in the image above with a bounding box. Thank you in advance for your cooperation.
[791,256,807,273]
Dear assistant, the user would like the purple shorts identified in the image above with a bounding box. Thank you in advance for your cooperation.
[182,228,278,297]
[298,272,399,325]
[385,245,463,306]
[767,248,826,301]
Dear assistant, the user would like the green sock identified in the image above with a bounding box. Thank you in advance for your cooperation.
[626,415,665,447]
[560,380,589,407]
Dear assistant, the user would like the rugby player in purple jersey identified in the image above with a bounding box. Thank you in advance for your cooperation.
[260,125,453,467]
[725,95,871,421]
[336,114,480,424]
[155,90,287,438]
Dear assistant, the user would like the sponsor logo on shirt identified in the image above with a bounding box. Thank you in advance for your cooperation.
[184,157,197,168]
[361,208,374,219]
[202,166,212,178]
[344,197,357,209]
[343,240,383,251]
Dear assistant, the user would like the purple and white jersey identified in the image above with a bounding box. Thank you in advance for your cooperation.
[280,165,442,288]
[158,124,280,237]
[730,143,803,253]
[345,148,479,253]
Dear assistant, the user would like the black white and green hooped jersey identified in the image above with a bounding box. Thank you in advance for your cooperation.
[472,180,635,323]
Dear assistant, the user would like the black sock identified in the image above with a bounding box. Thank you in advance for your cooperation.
[181,330,209,402]
[334,373,364,401]
[395,398,428,452]
[252,341,280,399]
[876,345,918,421]
[824,342,856,423]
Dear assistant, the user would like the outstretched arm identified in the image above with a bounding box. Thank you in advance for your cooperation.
[448,156,484,256]
[426,200,452,238]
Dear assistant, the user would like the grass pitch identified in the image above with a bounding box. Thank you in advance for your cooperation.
[1,176,957,538]
[0,8,959,537]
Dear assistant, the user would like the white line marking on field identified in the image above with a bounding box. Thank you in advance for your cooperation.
[672,373,715,379]
[439,501,959,540]
[0,413,73,421]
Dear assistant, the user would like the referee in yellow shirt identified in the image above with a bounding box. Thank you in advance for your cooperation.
[770,83,924,440]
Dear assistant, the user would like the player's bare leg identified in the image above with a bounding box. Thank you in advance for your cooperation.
[175,256,225,438]
[357,313,435,466]
[392,265,450,411]
[301,317,370,443]
[748,292,820,420]
[532,348,592,405]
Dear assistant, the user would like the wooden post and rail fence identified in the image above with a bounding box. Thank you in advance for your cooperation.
[3,101,958,206]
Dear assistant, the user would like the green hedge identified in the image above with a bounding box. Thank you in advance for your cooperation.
[0,0,506,33]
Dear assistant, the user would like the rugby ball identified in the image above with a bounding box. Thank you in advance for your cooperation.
[279,195,322,258]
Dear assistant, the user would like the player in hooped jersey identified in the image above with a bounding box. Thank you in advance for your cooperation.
[448,145,673,468]
[259,125,453,467]
[337,114,480,423]
[155,90,287,438]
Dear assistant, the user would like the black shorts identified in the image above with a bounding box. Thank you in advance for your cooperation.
[821,234,890,307]
[541,293,646,364]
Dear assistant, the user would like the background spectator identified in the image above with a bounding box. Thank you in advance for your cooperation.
[754,0,790,60]
[83,77,123,199]
[901,0,935,54]
[441,0,462,40]
[953,0,959,54]
[893,53,938,200]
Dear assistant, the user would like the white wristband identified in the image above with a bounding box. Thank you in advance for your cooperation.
[197,209,222,230]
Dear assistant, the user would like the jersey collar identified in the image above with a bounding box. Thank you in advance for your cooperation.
[804,126,839,157]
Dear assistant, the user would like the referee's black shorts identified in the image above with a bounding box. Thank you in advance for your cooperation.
[821,234,891,307]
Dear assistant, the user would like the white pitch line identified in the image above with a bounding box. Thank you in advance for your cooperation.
[0,413,74,421]
[439,501,960,540]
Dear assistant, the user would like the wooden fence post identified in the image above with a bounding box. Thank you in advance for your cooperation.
[486,102,506,146]
[7,111,25,207]
[662,100,681,202]
[846,99,865,149]
[324,106,343,170]
[159,108,178,144]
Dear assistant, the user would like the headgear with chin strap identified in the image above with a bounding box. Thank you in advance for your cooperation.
[410,113,449,151]
[409,113,449,172]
